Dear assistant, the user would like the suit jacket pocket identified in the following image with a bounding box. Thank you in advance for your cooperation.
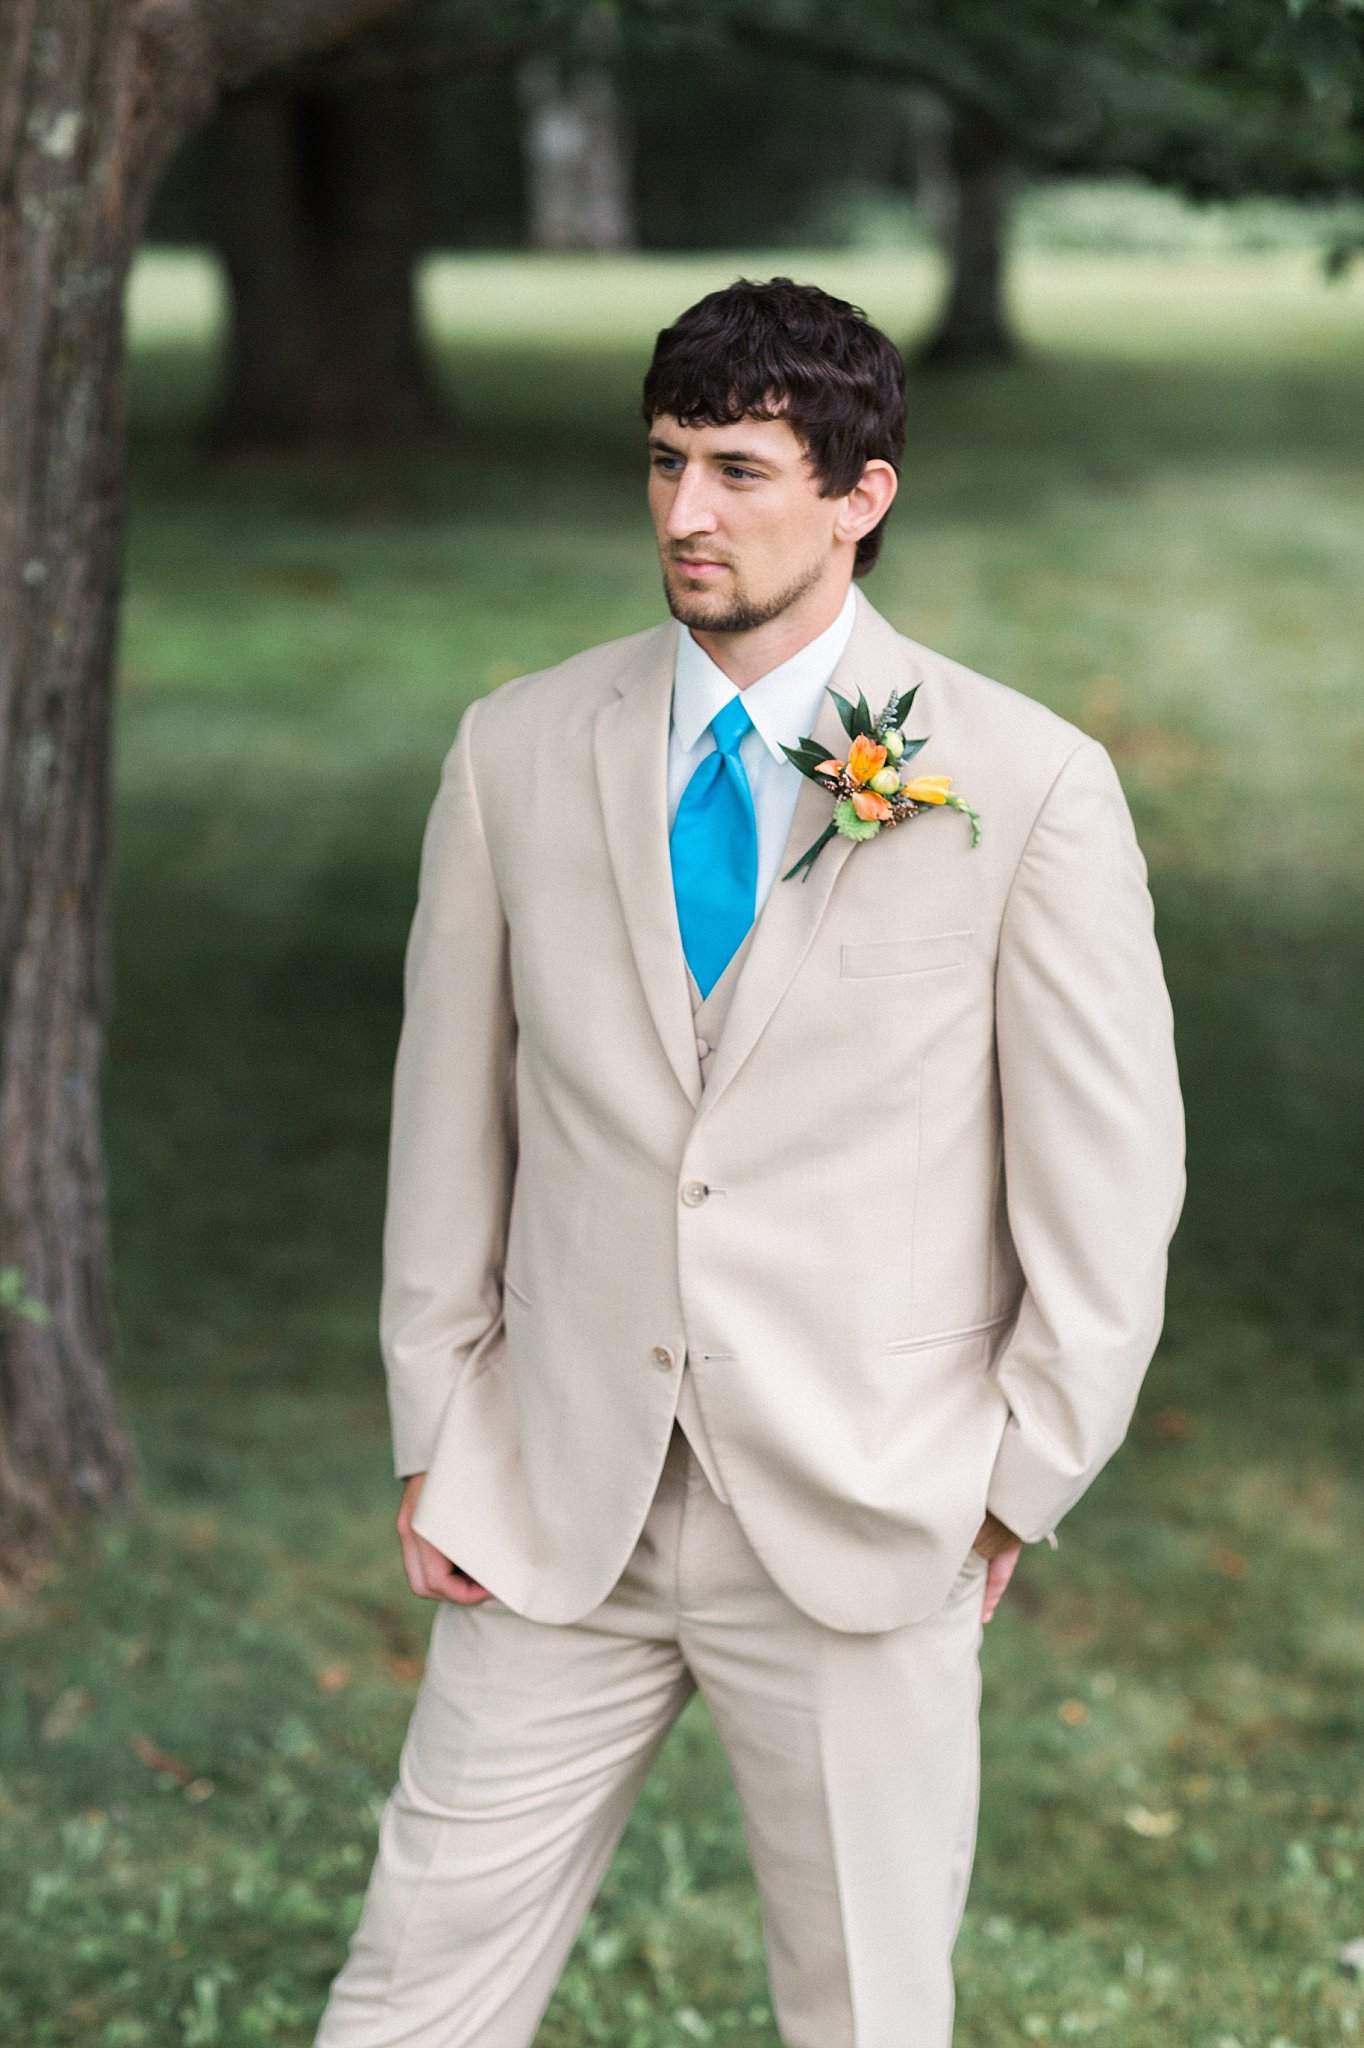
[884,1312,1011,1357]
[841,931,971,979]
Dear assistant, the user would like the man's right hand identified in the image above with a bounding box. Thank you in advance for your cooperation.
[971,1510,1023,1625]
[396,1474,494,1604]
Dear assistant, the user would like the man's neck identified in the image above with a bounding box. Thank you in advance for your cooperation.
[688,574,854,690]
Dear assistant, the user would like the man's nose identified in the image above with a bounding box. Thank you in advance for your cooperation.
[664,466,718,538]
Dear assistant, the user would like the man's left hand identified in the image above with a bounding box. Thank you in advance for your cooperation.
[971,1511,1023,1624]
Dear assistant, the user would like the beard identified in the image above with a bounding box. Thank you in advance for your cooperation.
[662,554,826,636]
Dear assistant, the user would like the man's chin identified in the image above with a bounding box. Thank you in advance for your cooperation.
[662,561,824,637]
[663,578,778,637]
[665,584,737,632]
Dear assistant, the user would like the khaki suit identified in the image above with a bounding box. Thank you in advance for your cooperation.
[316,590,1184,2045]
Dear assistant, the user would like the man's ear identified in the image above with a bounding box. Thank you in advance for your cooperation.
[836,459,898,547]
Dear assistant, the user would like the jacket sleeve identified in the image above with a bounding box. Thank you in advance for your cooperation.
[985,738,1185,1542]
[379,696,518,1477]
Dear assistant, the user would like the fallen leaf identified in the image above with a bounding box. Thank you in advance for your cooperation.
[185,1778,215,1803]
[1151,1406,1190,1441]
[387,1656,424,1683]
[1124,1805,1182,1838]
[129,1733,195,1784]
[1059,1699,1090,1725]
[40,1687,93,1744]
[317,1664,350,1693]
[1213,1548,1248,1579]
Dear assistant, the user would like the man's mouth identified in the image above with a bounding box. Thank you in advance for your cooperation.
[672,557,729,577]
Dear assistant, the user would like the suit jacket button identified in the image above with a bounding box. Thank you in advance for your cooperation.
[681,1180,709,1207]
[651,1345,675,1371]
[695,1036,710,1058]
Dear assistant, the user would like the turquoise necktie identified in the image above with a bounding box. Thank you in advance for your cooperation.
[670,695,758,999]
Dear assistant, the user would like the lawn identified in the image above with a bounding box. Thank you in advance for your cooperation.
[2,246,1363,2047]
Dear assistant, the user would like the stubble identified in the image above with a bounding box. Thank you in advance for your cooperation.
[661,555,827,637]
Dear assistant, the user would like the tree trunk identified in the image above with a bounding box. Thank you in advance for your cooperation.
[517,7,634,253]
[202,92,318,448]
[914,98,1019,369]
[0,0,421,1585]
[206,73,443,450]
[0,2,197,1580]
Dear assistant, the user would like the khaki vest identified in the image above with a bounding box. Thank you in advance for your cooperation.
[673,926,757,1501]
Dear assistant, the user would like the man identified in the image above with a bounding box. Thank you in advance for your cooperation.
[315,278,1184,2048]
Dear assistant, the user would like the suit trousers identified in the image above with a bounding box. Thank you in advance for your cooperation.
[314,1428,989,2048]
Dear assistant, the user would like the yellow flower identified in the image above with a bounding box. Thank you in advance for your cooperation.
[847,734,888,786]
[899,774,953,805]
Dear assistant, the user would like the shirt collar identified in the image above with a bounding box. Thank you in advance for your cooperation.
[671,585,858,762]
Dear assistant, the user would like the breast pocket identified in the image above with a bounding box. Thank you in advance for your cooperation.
[840,931,972,979]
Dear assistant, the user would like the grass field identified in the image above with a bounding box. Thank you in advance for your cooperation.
[2,246,1363,2046]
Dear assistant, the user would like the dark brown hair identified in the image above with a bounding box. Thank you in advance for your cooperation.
[641,276,907,576]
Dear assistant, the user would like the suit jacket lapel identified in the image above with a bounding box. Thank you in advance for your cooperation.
[590,594,927,1119]
[592,624,703,1108]
[698,594,927,1115]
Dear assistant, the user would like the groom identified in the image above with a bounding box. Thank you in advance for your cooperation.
[316,278,1184,2047]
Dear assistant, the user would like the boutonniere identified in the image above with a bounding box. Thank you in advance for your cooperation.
[780,683,981,882]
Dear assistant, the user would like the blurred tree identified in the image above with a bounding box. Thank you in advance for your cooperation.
[0,0,441,1582]
[909,94,1016,367]
[618,22,910,249]
[660,0,1364,363]
[199,4,573,448]
[518,2,635,250]
[204,77,443,447]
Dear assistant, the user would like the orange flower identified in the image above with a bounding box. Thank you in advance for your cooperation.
[847,734,888,786]
[814,758,844,778]
[899,774,953,805]
[851,787,893,823]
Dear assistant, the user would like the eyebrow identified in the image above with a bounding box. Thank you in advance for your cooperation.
[647,435,772,466]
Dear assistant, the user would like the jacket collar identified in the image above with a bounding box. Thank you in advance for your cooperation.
[592,588,926,1115]
[670,584,858,762]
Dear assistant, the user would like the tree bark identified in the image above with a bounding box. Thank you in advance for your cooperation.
[914,98,1020,370]
[0,0,421,1584]
[205,73,443,450]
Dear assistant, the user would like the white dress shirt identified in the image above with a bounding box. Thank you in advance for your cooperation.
[667,584,857,914]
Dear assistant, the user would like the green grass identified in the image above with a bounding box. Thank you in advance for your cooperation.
[2,247,1363,2046]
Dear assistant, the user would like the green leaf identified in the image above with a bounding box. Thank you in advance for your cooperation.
[898,734,930,763]
[834,797,881,841]
[827,688,858,739]
[779,740,840,779]
[828,688,876,742]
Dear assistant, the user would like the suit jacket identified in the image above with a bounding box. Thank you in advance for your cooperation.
[388,589,1185,1632]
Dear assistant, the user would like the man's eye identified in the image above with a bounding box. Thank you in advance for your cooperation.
[651,456,682,472]
[724,467,759,481]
